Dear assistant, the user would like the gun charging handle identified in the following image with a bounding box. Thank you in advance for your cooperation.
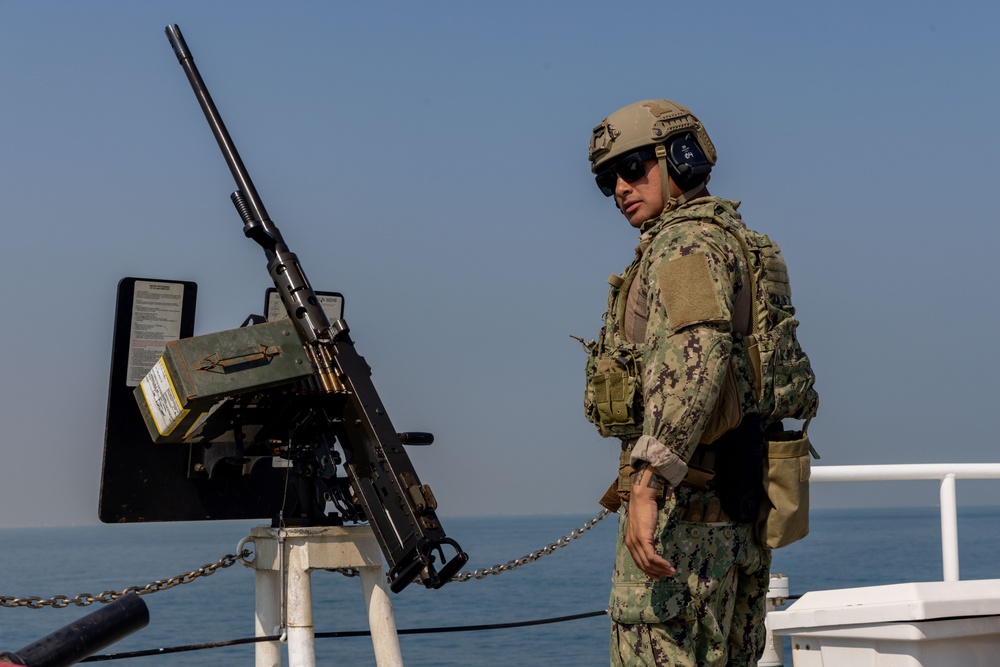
[397,432,434,446]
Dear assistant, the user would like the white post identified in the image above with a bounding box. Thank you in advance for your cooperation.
[254,567,283,667]
[248,525,405,667]
[285,546,317,667]
[359,568,403,667]
[940,473,960,582]
[758,574,788,666]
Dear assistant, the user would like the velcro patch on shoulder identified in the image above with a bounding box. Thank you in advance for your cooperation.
[655,253,726,332]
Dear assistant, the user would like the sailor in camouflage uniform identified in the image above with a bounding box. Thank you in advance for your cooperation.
[584,100,771,666]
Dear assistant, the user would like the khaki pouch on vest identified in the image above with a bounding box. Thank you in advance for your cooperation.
[759,427,816,549]
[591,356,640,428]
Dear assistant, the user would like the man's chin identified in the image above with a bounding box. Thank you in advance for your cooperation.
[624,211,650,228]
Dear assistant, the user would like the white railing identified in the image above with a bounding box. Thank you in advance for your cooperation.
[810,464,1000,582]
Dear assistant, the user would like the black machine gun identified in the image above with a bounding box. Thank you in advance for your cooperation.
[138,24,468,592]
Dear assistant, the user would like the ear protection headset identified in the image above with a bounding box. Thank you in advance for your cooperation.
[664,132,712,191]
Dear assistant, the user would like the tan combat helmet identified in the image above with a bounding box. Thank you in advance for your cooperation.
[589,100,717,213]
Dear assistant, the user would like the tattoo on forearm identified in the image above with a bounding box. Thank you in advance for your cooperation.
[631,461,648,486]
[645,472,666,492]
[632,462,666,491]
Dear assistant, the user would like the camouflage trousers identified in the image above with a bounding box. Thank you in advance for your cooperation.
[609,485,771,667]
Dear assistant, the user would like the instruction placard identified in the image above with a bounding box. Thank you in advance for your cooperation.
[126,280,185,386]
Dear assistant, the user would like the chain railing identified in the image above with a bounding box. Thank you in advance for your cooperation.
[1,510,613,609]
[0,552,248,609]
[451,509,611,582]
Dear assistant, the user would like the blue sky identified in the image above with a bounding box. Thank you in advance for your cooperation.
[2,1,998,528]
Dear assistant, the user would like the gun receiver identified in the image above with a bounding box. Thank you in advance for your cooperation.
[162,24,467,592]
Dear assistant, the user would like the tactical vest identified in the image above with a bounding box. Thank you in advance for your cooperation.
[581,241,648,440]
[582,198,819,547]
[582,200,818,439]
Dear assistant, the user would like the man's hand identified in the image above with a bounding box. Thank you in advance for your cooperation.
[624,463,676,580]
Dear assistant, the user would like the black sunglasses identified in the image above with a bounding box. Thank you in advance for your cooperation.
[594,149,656,196]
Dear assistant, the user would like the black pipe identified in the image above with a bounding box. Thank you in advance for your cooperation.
[0,594,149,667]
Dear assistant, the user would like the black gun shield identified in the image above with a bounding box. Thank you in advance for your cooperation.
[99,277,286,522]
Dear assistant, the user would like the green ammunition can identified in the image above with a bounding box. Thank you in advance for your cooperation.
[135,319,314,443]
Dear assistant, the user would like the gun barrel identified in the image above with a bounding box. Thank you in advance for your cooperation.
[165,24,332,347]
[164,24,275,243]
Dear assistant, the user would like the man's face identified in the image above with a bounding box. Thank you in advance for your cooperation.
[614,158,664,228]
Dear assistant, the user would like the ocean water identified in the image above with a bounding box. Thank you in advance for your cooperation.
[1,507,998,666]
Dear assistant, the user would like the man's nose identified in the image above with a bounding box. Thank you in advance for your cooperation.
[614,175,632,198]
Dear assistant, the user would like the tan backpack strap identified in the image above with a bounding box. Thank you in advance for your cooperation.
[720,222,757,336]
[732,275,752,337]
[697,207,757,335]
[702,212,762,397]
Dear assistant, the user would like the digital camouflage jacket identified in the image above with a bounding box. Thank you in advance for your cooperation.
[585,197,759,487]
